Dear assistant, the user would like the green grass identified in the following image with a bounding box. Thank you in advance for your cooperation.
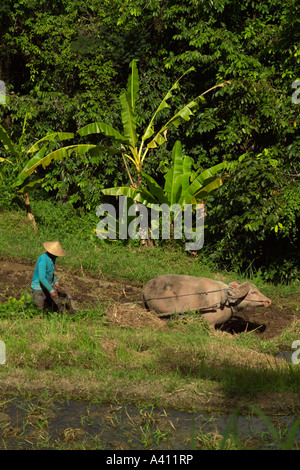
[0,203,220,282]
[0,304,299,405]
[0,201,287,295]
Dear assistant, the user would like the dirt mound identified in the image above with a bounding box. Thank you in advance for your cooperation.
[105,303,166,329]
[0,259,298,338]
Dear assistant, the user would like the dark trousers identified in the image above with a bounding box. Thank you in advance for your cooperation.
[32,288,62,312]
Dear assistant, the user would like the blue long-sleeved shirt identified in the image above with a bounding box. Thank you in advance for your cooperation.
[31,252,58,293]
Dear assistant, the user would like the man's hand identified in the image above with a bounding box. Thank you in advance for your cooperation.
[51,291,59,299]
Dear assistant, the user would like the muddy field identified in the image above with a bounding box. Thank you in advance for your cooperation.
[1,257,300,450]
[0,258,298,338]
[0,397,299,450]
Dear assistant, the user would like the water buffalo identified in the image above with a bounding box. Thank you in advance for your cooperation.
[143,275,271,328]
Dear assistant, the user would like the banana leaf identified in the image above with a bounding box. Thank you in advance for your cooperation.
[120,91,138,148]
[141,172,169,205]
[120,59,139,147]
[14,145,48,187]
[78,122,128,144]
[127,59,139,112]
[164,141,186,205]
[146,81,230,149]
[17,178,45,194]
[142,67,195,142]
[0,125,18,157]
[181,162,226,204]
[146,100,199,149]
[24,144,97,175]
[101,186,158,207]
[27,132,74,154]
[180,155,192,195]
[189,178,223,204]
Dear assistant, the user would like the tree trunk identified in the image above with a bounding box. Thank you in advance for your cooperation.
[23,193,38,232]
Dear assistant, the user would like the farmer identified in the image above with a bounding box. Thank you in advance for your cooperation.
[31,241,66,311]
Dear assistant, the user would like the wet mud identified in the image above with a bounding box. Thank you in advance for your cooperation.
[0,398,299,450]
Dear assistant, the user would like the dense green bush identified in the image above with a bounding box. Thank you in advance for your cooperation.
[206,149,300,283]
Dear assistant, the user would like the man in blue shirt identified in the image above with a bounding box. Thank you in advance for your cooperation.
[31,241,66,311]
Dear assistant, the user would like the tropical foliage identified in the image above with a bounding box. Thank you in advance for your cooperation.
[101,140,225,246]
[78,59,229,185]
[0,0,299,281]
[102,140,225,208]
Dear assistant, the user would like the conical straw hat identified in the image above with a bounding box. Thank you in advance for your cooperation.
[43,241,66,257]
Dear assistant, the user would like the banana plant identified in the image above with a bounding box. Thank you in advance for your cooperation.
[102,140,226,207]
[16,141,97,188]
[78,59,230,185]
[101,141,226,242]
[0,123,90,229]
[0,122,78,187]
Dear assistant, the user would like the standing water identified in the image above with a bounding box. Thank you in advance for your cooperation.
[0,398,299,450]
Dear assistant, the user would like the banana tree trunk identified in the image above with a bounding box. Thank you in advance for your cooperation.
[22,193,38,232]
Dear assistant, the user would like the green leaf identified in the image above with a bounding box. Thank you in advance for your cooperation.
[146,81,230,149]
[78,122,128,144]
[141,172,169,205]
[146,102,197,148]
[146,133,166,149]
[164,141,185,205]
[127,59,139,112]
[17,178,45,194]
[181,155,192,193]
[27,132,74,154]
[181,162,226,204]
[89,145,122,157]
[24,144,96,175]
[142,67,195,143]
[101,186,158,207]
[14,145,48,187]
[142,85,177,142]
[0,125,18,157]
[190,178,223,203]
[120,91,138,147]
